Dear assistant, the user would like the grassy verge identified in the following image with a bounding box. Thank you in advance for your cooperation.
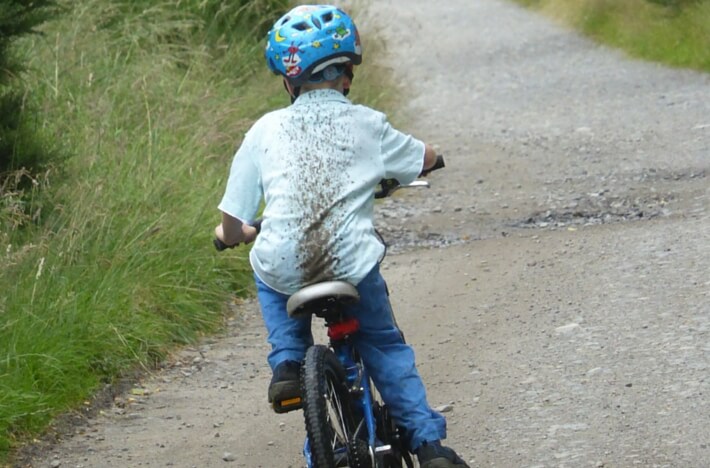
[0,0,274,458]
[0,0,397,462]
[513,0,709,72]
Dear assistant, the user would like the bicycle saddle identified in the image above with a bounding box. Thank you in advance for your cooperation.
[287,281,360,319]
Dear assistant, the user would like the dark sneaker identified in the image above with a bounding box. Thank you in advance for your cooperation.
[268,360,302,413]
[416,440,470,468]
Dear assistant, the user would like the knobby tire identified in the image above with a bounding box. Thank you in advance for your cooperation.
[302,344,359,468]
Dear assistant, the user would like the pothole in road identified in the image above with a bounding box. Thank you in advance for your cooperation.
[514,168,707,229]
[375,197,470,253]
[514,191,675,229]
[375,169,706,244]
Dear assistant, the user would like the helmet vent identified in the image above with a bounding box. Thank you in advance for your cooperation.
[321,12,333,23]
[312,17,322,29]
[293,22,309,31]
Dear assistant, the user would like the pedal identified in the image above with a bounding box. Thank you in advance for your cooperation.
[272,396,303,414]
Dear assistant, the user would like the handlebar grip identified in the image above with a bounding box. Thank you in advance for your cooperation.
[421,154,445,176]
[213,218,263,251]
[375,155,445,199]
[213,237,234,251]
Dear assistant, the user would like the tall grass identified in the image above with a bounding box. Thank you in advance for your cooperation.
[514,0,709,72]
[0,0,288,459]
[0,0,396,461]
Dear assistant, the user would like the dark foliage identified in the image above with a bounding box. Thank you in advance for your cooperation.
[0,0,58,176]
[0,0,58,83]
[645,0,703,8]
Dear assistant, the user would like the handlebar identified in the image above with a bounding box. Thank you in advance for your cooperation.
[375,154,445,199]
[215,155,446,250]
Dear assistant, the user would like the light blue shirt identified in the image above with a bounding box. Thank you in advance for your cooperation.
[218,89,425,294]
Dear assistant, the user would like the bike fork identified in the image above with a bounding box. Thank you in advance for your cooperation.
[303,437,313,467]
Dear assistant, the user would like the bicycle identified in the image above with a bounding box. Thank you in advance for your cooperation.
[215,155,445,468]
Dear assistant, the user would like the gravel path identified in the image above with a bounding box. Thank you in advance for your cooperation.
[22,1,708,467]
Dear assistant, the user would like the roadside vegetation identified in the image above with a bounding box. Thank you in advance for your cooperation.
[0,0,397,461]
[513,0,709,72]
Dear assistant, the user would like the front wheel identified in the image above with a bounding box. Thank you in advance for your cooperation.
[302,345,363,467]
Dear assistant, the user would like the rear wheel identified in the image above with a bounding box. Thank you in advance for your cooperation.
[302,345,360,467]
[348,438,373,468]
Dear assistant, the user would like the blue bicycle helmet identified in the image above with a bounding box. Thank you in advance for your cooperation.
[265,5,362,87]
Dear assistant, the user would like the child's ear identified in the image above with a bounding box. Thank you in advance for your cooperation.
[283,78,295,97]
[283,79,300,103]
[342,64,354,96]
[344,63,354,84]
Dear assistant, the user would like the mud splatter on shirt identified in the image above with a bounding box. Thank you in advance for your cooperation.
[218,89,425,295]
[280,101,354,285]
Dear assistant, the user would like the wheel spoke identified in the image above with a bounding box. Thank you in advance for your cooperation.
[326,377,348,448]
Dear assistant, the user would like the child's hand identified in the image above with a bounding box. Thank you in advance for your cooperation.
[214,223,238,251]
[242,224,258,244]
[215,224,229,244]
[215,220,258,247]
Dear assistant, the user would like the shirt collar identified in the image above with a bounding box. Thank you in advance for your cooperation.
[293,88,350,105]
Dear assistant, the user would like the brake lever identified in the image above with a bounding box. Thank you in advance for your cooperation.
[375,179,430,199]
[374,178,401,199]
[375,154,444,199]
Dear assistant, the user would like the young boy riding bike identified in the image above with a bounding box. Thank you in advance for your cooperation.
[215,5,469,467]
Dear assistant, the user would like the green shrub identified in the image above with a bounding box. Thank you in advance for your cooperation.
[0,0,57,72]
[1,0,60,234]
[645,0,701,8]
[0,0,58,172]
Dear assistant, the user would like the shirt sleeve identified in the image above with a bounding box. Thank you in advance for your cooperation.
[217,130,263,224]
[379,117,426,186]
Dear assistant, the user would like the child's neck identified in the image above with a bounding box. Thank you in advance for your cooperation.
[301,79,344,95]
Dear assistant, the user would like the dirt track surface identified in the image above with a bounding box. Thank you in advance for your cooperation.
[24,0,708,467]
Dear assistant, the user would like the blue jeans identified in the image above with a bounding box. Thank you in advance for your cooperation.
[254,265,447,451]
